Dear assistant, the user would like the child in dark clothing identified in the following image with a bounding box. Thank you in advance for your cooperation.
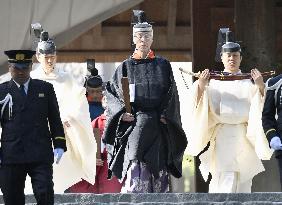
[86,75,104,121]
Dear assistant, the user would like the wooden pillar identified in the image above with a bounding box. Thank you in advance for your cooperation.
[235,0,280,192]
[192,0,217,75]
[191,0,216,193]
[167,0,177,37]
[234,0,276,73]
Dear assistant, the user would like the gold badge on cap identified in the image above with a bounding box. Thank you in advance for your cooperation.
[16,54,25,60]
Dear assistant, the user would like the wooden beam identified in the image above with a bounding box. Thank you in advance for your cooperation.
[56,50,192,62]
[61,26,192,51]
[100,26,190,36]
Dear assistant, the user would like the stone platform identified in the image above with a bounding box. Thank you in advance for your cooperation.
[1,193,282,204]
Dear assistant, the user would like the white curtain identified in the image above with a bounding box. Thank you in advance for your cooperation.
[0,0,143,73]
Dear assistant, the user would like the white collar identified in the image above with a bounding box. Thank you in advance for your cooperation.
[13,78,30,88]
[223,69,242,74]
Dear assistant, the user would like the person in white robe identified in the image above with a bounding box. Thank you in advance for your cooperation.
[25,31,97,194]
[186,37,272,193]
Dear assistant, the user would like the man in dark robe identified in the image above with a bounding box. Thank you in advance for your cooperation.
[103,10,187,193]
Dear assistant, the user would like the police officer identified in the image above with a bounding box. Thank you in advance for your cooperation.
[0,50,66,205]
[262,74,282,189]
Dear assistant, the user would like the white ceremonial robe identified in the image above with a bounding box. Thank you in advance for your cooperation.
[186,78,273,193]
[24,67,97,194]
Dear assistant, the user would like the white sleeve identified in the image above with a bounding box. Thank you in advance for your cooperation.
[186,80,211,156]
[246,85,273,160]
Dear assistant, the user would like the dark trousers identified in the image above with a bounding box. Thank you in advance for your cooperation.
[0,162,54,205]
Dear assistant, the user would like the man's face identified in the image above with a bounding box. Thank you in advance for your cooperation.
[133,32,153,52]
[36,53,57,74]
[87,86,103,102]
[221,51,242,73]
[9,63,32,85]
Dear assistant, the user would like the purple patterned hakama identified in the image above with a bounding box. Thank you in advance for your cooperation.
[121,161,169,193]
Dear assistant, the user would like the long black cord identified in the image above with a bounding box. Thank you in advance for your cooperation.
[180,71,190,90]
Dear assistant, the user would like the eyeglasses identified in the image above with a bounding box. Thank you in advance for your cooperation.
[134,34,153,41]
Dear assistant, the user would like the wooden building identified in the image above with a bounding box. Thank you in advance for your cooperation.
[57,0,191,62]
[57,0,282,73]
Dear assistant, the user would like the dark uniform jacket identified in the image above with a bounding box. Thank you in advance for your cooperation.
[262,74,282,157]
[104,56,187,180]
[0,79,66,164]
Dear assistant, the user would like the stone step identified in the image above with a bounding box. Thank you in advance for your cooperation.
[18,203,282,205]
[1,193,282,204]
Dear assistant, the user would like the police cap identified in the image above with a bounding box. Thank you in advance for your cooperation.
[4,50,35,69]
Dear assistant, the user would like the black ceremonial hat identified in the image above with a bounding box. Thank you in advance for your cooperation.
[221,31,241,53]
[132,10,152,32]
[37,31,56,54]
[86,75,103,88]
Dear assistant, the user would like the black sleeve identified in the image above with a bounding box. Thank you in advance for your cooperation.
[159,60,173,116]
[262,89,279,143]
[103,64,127,145]
[161,63,187,178]
[47,83,67,151]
